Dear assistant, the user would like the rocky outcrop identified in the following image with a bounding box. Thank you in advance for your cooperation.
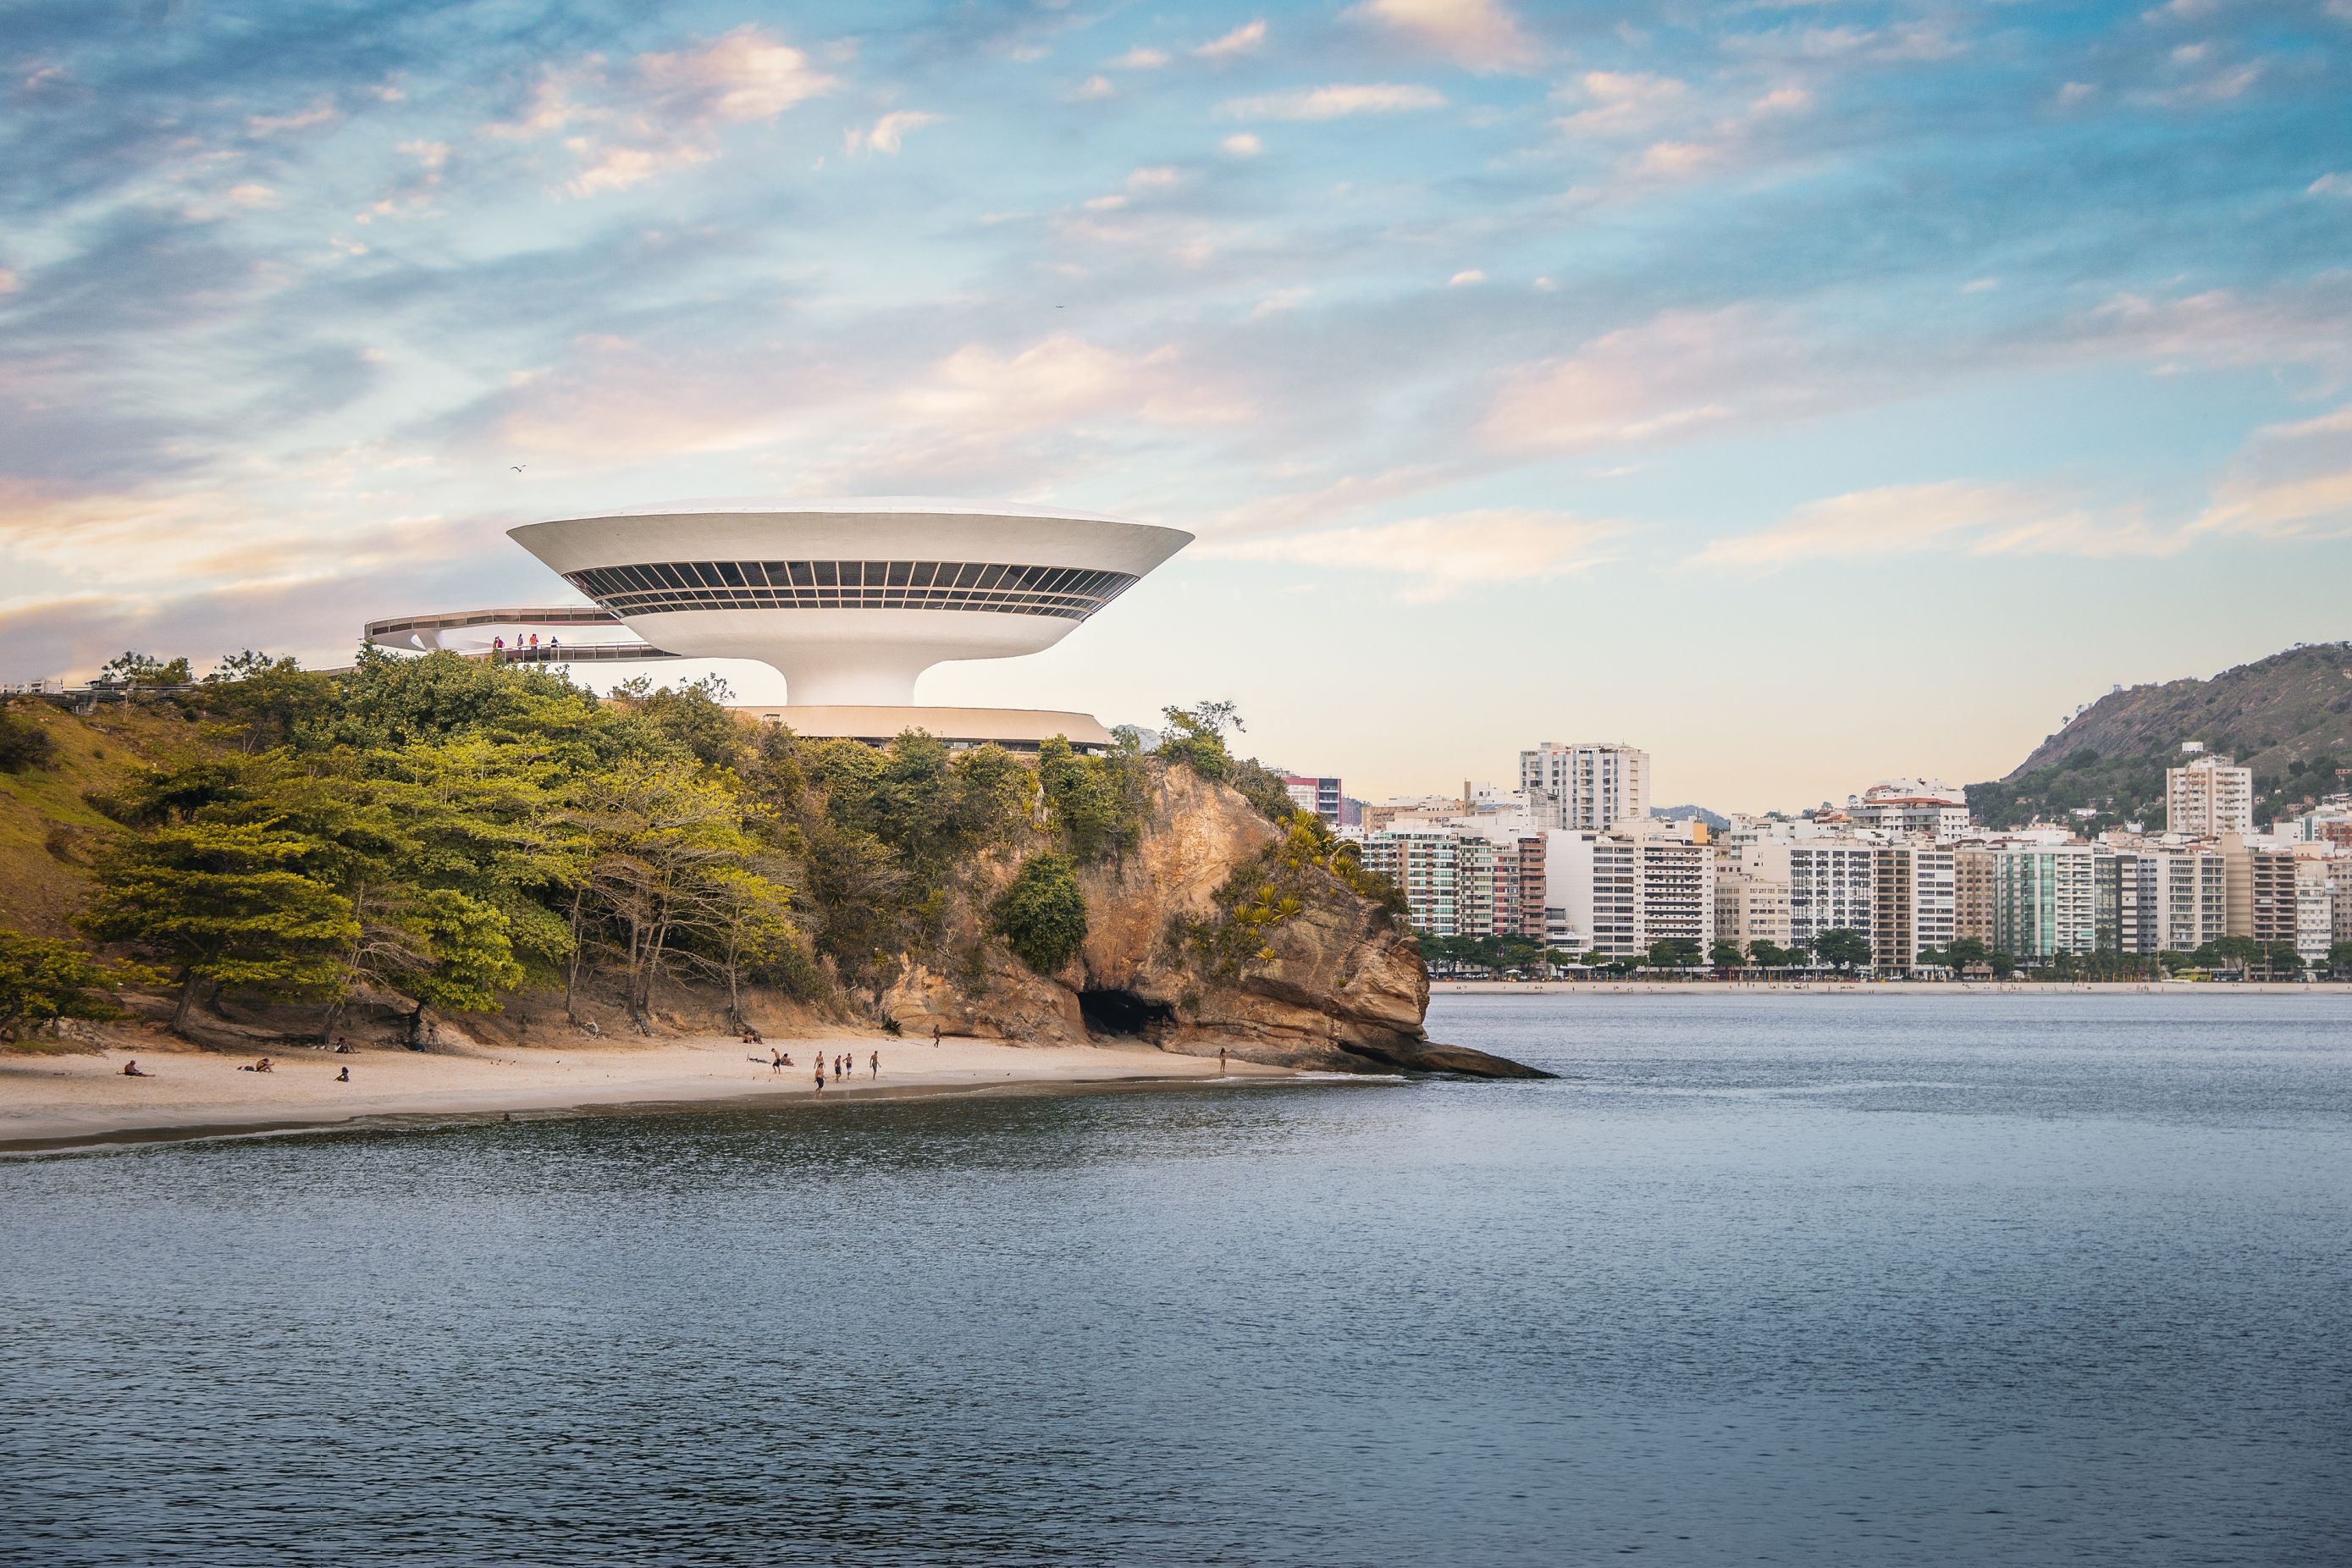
[882,764,1545,1079]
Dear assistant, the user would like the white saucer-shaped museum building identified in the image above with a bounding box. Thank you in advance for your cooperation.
[368,500,1191,752]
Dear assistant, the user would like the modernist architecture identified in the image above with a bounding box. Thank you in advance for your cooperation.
[367,500,1190,750]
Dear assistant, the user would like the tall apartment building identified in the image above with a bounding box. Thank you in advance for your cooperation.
[1519,742,1649,832]
[1993,844,2099,959]
[2167,754,2255,836]
[1873,843,1957,972]
[2130,847,2228,954]
[1360,828,1463,937]
[1715,868,1792,952]
[2217,833,2299,947]
[1503,836,1549,943]
[2294,868,2335,964]
[1952,846,1998,943]
[1281,776,1343,829]
[1543,831,1637,958]
[1745,842,1877,949]
[1623,823,1714,955]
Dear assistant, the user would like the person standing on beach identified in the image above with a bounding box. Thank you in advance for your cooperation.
[1218,1046,1228,1076]
[931,1022,941,1048]
[870,1050,879,1079]
[814,1061,825,1096]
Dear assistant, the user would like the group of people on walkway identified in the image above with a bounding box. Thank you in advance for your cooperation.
[488,633,559,660]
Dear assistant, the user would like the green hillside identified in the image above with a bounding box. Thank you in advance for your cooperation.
[1967,643,2352,832]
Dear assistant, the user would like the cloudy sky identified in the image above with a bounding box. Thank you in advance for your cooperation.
[4,0,2349,808]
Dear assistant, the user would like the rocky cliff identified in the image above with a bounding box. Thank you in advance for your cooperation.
[882,764,1544,1079]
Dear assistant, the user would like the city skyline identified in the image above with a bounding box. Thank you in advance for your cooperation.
[5,0,2351,808]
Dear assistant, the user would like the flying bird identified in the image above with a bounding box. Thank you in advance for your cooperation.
[511,465,526,472]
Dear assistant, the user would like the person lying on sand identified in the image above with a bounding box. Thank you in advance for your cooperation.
[121,1060,151,1077]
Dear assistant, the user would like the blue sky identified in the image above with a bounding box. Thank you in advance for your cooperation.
[3,0,2349,808]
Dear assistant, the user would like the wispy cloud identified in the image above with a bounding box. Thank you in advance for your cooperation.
[1204,509,1623,599]
[1218,84,1445,120]
[2189,406,2352,542]
[846,110,943,156]
[1696,482,2182,569]
[1345,0,1540,74]
[1195,20,1269,63]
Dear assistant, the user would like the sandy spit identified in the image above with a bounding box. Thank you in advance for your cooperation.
[0,1034,1299,1155]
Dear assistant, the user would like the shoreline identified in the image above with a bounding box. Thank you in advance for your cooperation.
[1433,979,2352,995]
[0,1034,1308,1157]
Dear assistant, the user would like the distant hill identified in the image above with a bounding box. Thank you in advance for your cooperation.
[1968,642,2352,831]
[1652,803,1729,831]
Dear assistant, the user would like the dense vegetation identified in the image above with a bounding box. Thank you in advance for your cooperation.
[1,652,1394,1044]
[1973,643,2352,831]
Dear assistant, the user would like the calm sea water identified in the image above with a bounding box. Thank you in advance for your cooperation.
[4,993,2349,1566]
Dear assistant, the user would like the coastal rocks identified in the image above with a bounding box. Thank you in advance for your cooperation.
[887,763,1544,1079]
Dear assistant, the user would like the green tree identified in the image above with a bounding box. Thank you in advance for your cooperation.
[1709,937,1747,970]
[1747,940,1798,969]
[190,653,336,753]
[100,651,192,687]
[1157,702,1239,782]
[0,931,153,1040]
[1813,928,1874,971]
[79,820,358,1031]
[990,853,1089,974]
[1645,936,1701,969]
[567,758,765,1030]
[2327,940,2352,980]
[0,702,58,773]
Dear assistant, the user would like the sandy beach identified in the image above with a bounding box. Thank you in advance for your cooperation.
[0,1034,1295,1154]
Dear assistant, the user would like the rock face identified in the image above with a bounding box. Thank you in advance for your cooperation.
[882,764,1545,1079]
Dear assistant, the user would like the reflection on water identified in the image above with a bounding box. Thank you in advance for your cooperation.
[3,994,2349,1565]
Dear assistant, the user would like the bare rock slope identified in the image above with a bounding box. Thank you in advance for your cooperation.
[886,765,1545,1079]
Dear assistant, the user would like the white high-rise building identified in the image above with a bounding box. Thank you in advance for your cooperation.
[1519,742,1650,832]
[2167,754,2254,836]
[1743,842,1877,950]
[1542,821,1712,959]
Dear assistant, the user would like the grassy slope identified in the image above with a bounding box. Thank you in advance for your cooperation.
[1968,643,2352,832]
[0,702,200,936]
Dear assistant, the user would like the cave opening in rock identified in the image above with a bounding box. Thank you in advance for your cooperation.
[1079,988,1175,1039]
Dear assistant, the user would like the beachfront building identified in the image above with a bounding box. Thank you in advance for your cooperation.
[1520,742,1649,832]
[370,500,1190,752]
[2294,869,2335,965]
[1361,827,1466,937]
[1715,868,1792,953]
[1873,843,1957,972]
[1543,831,1639,958]
[1744,842,1877,952]
[2137,847,2229,954]
[2217,833,2300,947]
[1953,846,1998,943]
[2167,754,2255,836]
[1992,844,2100,960]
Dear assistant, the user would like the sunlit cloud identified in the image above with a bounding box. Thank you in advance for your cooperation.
[1195,21,1268,63]
[846,110,943,156]
[1345,0,1540,74]
[1695,482,2183,570]
[1218,84,1445,120]
[1205,509,1624,600]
